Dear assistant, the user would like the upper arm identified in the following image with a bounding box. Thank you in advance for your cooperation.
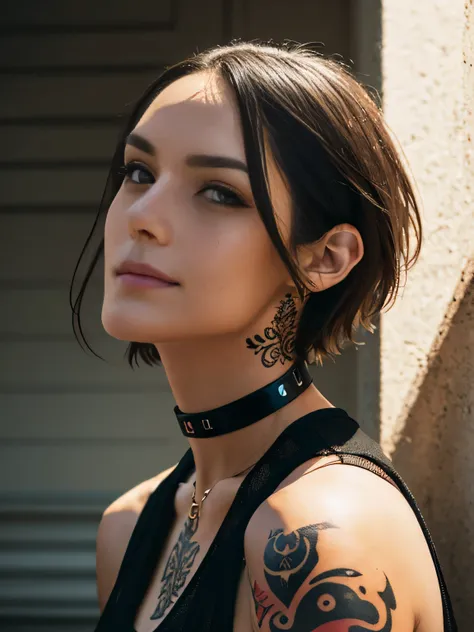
[244,465,440,632]
[95,464,176,613]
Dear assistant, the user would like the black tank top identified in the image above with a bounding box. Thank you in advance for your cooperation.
[95,408,457,631]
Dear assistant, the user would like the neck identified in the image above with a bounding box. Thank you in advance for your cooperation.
[157,335,333,496]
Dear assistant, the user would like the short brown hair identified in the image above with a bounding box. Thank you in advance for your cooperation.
[71,40,422,366]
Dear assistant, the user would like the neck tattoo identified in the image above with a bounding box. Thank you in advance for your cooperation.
[246,293,298,368]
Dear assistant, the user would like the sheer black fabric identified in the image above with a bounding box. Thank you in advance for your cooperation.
[94,408,457,631]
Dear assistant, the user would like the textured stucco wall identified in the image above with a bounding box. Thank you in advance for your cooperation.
[392,266,474,622]
[380,0,474,451]
[380,0,474,623]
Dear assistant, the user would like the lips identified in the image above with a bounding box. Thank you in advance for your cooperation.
[115,260,180,284]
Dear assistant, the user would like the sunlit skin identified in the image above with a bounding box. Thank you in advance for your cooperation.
[102,70,364,498]
[98,70,445,632]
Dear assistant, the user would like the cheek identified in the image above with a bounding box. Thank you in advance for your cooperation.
[103,198,123,265]
[185,221,288,330]
[102,198,137,337]
[101,205,290,341]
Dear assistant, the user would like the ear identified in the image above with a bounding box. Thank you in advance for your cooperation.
[292,224,364,293]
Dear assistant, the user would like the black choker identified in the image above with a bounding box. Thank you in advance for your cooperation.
[174,358,313,438]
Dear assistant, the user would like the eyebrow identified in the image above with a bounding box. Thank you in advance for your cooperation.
[125,132,248,174]
[126,133,155,155]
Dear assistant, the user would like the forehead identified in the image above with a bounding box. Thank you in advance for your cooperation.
[134,71,243,151]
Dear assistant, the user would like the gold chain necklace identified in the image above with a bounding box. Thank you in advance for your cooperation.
[188,459,260,521]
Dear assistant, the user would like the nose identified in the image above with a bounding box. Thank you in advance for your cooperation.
[126,179,173,245]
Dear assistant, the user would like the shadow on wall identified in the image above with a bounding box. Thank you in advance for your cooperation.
[392,274,474,626]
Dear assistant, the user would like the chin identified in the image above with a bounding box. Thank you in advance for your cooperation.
[101,305,153,342]
[101,305,188,343]
[101,320,144,342]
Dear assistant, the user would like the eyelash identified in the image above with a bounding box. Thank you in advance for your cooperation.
[117,161,249,208]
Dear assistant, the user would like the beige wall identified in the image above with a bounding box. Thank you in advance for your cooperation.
[392,265,474,623]
[380,0,474,623]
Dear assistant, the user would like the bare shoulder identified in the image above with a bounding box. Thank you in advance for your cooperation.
[96,463,177,612]
[244,458,443,632]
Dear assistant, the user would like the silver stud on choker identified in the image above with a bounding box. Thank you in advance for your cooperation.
[174,357,313,439]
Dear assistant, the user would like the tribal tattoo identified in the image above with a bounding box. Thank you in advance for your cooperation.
[246,293,297,367]
[151,516,200,619]
[252,579,275,628]
[250,522,397,631]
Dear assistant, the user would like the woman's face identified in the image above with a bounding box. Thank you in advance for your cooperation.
[102,70,295,346]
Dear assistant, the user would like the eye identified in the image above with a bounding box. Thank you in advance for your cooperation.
[317,593,336,612]
[118,161,154,185]
[201,184,248,208]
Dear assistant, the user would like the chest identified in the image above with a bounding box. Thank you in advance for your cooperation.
[133,483,254,632]
[131,455,332,632]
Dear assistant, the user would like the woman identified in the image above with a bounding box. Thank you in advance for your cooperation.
[71,41,457,631]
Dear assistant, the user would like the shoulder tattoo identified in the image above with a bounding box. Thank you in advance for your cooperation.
[250,522,397,631]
